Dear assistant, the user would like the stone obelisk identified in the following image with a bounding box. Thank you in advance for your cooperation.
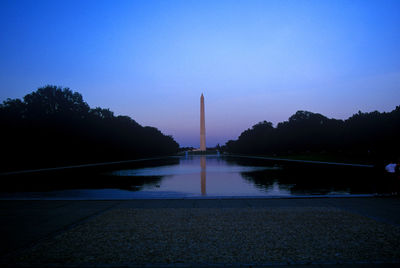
[200,93,206,151]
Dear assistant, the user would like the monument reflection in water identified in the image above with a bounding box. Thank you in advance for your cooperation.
[0,155,380,199]
[110,154,378,198]
[111,155,292,197]
[200,156,206,195]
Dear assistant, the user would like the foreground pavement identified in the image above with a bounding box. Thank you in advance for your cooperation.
[0,197,399,267]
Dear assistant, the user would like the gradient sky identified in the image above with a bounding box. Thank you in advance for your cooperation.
[1,0,400,147]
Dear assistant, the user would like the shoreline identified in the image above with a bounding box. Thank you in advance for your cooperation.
[0,153,376,176]
[0,193,381,201]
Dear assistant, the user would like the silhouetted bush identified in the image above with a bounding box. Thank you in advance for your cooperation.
[0,85,179,171]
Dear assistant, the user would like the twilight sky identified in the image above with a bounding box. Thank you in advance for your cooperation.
[1,0,400,147]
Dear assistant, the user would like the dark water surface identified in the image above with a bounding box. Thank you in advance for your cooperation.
[0,155,382,199]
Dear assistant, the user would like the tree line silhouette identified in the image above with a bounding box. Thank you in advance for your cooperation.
[224,108,400,164]
[0,85,179,172]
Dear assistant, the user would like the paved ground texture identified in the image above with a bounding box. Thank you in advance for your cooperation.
[0,197,400,267]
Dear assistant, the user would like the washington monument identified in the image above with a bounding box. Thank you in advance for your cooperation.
[200,93,206,151]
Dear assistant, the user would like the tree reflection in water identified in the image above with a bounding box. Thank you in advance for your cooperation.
[1,155,388,197]
[226,156,381,195]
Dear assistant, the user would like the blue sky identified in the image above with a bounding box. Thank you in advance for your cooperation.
[1,0,400,147]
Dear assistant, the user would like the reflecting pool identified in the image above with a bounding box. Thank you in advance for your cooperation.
[111,155,285,197]
[0,154,381,199]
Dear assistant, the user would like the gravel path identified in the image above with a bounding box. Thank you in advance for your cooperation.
[7,207,400,266]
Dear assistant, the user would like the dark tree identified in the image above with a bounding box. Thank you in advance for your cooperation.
[0,85,179,172]
[224,108,400,164]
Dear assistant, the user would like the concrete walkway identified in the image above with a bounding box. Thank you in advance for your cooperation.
[0,197,399,267]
